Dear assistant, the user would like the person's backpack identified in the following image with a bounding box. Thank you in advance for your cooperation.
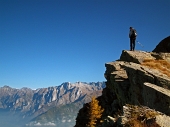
[131,29,137,37]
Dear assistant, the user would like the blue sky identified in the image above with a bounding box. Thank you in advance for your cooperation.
[0,0,170,89]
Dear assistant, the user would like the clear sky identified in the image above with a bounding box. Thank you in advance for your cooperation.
[0,0,170,89]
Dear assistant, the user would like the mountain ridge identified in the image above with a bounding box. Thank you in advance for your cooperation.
[0,81,105,127]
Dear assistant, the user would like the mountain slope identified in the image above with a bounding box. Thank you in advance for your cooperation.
[0,82,105,127]
[27,103,82,127]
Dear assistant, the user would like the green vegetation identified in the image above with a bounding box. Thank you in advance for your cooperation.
[31,103,82,127]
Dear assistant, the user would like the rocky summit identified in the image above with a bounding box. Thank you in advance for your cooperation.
[75,37,170,127]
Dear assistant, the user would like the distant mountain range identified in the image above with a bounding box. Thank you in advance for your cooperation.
[0,82,105,127]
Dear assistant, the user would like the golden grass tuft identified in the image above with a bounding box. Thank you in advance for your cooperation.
[141,59,170,77]
[124,105,160,127]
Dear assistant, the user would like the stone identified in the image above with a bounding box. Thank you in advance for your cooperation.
[153,36,170,53]
[75,50,170,127]
[119,50,155,64]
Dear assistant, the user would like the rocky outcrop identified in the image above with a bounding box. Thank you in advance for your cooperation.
[105,50,170,113]
[153,36,170,53]
[75,50,170,127]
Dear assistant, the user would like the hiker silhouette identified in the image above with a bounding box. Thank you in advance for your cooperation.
[129,27,137,51]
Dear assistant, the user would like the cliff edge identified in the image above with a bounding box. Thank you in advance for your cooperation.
[75,37,170,127]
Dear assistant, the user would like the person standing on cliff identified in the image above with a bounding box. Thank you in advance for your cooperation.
[129,27,137,51]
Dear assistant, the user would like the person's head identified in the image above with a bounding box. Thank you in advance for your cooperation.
[129,27,133,30]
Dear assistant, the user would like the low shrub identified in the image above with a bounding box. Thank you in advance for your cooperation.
[124,104,160,127]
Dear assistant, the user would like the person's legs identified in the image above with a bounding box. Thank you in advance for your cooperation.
[132,39,136,51]
[130,38,133,51]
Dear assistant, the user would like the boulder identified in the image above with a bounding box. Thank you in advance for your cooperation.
[153,36,170,53]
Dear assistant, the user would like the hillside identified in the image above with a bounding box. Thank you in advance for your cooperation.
[27,103,82,127]
[75,37,170,127]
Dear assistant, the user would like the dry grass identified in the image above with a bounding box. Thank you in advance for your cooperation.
[141,59,170,77]
[124,105,160,127]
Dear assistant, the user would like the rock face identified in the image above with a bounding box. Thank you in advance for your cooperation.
[75,50,170,127]
[153,36,170,53]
